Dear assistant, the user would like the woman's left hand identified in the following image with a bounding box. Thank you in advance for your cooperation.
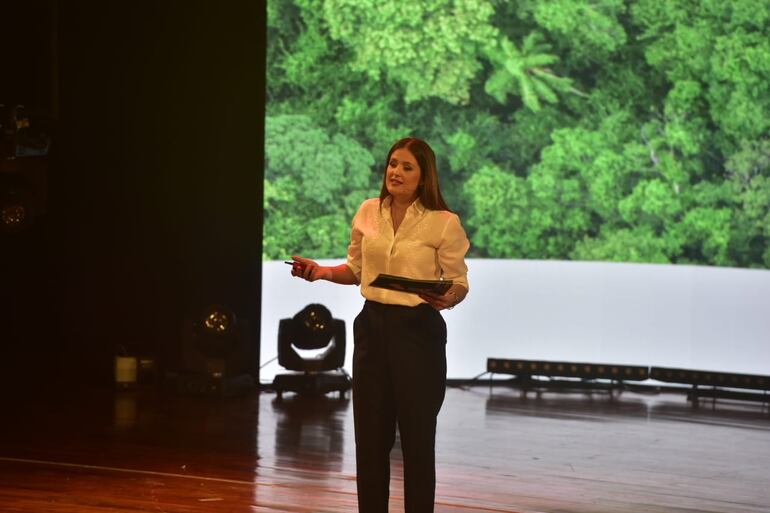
[419,290,458,310]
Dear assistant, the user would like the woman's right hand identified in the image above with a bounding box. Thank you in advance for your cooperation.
[290,255,330,282]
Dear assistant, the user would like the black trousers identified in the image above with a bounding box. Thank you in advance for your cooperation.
[352,300,447,513]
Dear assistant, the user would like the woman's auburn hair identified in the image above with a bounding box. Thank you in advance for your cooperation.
[378,137,452,212]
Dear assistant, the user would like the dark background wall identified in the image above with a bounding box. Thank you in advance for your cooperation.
[0,1,265,387]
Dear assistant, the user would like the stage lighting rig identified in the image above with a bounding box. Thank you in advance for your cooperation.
[0,104,50,234]
[272,304,351,399]
[650,366,770,405]
[172,304,255,396]
[487,358,649,392]
[195,305,238,365]
[0,179,31,233]
[488,358,649,381]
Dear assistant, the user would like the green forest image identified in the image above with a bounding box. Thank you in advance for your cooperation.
[265,0,770,268]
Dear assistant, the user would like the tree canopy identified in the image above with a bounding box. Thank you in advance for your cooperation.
[265,0,770,268]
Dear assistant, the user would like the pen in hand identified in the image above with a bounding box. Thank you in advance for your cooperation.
[285,260,307,277]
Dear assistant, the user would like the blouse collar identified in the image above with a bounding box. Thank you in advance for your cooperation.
[382,195,426,214]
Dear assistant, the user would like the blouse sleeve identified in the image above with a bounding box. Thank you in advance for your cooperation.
[345,202,365,284]
[438,213,470,290]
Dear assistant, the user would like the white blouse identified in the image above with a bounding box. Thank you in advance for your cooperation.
[346,196,470,307]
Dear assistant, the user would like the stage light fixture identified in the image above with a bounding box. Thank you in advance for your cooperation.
[202,306,235,335]
[1,104,50,235]
[487,359,770,405]
[649,366,770,405]
[173,304,255,396]
[1,202,27,229]
[272,304,351,399]
[487,358,649,382]
[0,172,34,233]
[650,367,770,391]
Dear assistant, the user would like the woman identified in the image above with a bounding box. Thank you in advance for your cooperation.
[290,137,469,513]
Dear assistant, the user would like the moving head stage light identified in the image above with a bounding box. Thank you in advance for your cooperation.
[171,304,255,396]
[272,304,351,399]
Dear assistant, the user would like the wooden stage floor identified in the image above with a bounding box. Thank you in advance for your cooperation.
[0,383,768,512]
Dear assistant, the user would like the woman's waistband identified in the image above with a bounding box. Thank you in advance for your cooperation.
[364,299,433,312]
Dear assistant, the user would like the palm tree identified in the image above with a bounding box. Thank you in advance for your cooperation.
[484,32,585,111]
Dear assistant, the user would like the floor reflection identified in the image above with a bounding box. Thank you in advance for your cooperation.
[485,385,650,422]
[252,392,358,512]
[270,394,350,473]
[484,384,770,427]
[2,386,768,512]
